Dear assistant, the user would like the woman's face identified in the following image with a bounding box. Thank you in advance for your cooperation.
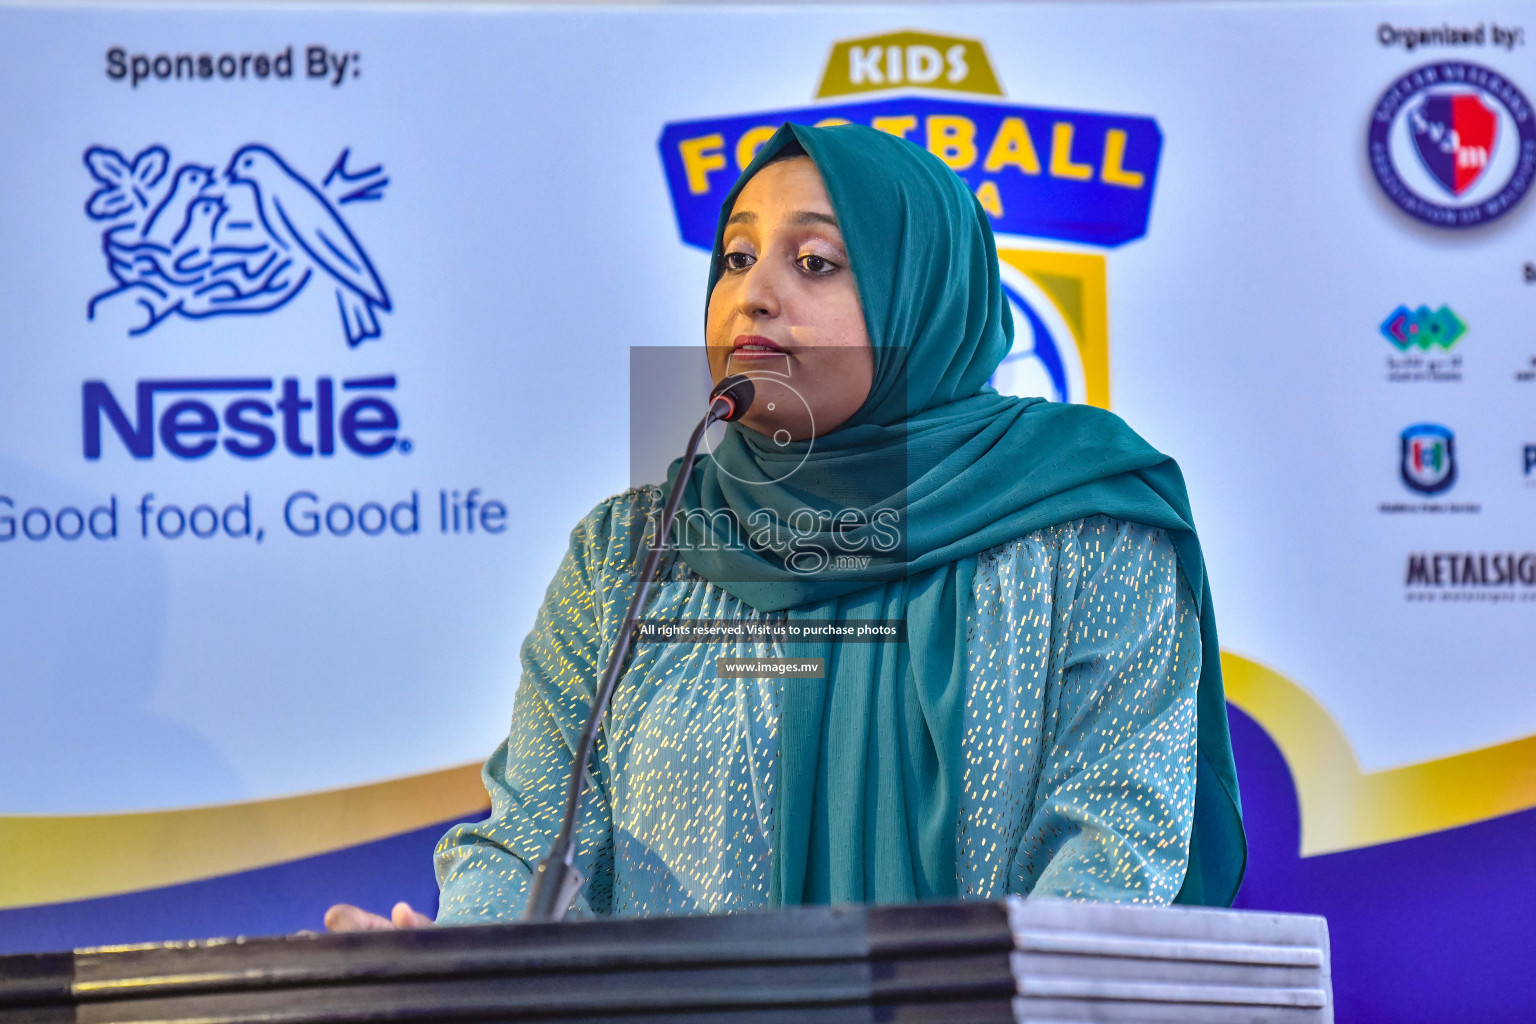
[707,155,874,442]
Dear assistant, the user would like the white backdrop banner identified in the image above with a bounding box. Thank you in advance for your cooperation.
[1,4,1534,1016]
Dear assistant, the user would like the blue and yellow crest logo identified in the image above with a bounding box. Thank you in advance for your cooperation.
[658,30,1163,408]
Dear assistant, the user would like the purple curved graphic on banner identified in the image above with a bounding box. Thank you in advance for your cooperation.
[0,818,464,954]
[1230,707,1536,1024]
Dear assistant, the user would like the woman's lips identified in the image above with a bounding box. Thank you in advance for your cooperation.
[732,335,788,360]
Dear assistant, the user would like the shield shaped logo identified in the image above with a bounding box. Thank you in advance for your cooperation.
[1409,92,1499,197]
[1401,423,1457,495]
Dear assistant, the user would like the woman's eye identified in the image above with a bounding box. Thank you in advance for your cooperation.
[798,254,837,275]
[722,251,755,272]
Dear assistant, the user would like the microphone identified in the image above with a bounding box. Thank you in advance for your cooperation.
[708,373,755,423]
[523,374,755,922]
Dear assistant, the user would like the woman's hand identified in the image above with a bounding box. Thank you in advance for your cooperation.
[324,901,435,931]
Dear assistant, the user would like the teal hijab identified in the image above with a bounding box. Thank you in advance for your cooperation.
[665,122,1245,907]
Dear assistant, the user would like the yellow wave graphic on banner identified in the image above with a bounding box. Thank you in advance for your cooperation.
[5,658,1535,910]
[1223,652,1536,855]
[0,763,490,910]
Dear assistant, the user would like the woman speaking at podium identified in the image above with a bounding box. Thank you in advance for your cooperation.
[328,122,1245,930]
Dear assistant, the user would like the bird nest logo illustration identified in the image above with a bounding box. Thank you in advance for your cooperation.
[83,144,391,346]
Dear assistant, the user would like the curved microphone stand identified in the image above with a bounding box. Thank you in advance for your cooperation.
[522,374,756,923]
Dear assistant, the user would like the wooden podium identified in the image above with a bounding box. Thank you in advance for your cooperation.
[0,899,1330,1023]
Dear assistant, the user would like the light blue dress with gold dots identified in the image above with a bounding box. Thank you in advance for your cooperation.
[435,485,1200,922]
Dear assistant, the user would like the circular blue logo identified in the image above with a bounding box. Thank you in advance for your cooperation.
[1368,62,1536,228]
[991,284,1070,403]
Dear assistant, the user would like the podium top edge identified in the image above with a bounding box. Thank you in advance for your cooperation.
[1,898,1329,964]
